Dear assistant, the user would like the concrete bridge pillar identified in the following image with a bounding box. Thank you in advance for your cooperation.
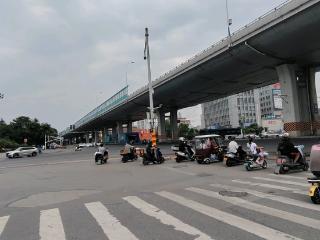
[157,111,166,142]
[117,122,124,143]
[112,126,117,143]
[276,64,316,136]
[94,131,98,144]
[170,109,178,140]
[127,121,133,133]
[85,133,89,143]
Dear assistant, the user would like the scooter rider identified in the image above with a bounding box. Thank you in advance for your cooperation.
[98,143,106,154]
[277,133,300,163]
[98,143,108,159]
[247,137,259,163]
[146,141,155,161]
[178,137,187,151]
[228,136,239,155]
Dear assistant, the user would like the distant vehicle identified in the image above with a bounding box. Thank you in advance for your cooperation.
[75,145,83,151]
[6,147,38,158]
[260,131,285,138]
[78,143,87,147]
[200,127,242,140]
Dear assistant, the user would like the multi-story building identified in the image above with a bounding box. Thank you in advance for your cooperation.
[259,83,282,119]
[201,84,282,129]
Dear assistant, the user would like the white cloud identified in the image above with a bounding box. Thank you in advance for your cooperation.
[0,0,287,130]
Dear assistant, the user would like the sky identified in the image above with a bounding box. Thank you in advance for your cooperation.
[0,0,293,131]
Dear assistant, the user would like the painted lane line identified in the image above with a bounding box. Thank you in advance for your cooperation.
[210,183,320,212]
[156,191,301,240]
[0,216,10,237]
[252,177,309,187]
[232,179,306,195]
[123,196,213,240]
[40,208,66,240]
[188,187,320,230]
[0,160,89,169]
[85,201,138,240]
[268,174,311,180]
[160,166,196,176]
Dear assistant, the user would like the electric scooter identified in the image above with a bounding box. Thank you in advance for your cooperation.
[274,145,308,174]
[308,144,320,204]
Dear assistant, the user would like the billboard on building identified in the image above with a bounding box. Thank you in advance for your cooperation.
[272,89,283,110]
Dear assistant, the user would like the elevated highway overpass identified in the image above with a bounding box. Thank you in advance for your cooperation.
[61,0,320,141]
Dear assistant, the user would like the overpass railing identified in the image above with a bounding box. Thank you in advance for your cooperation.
[74,86,129,129]
[128,0,294,100]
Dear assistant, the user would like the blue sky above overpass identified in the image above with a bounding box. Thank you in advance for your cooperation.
[0,0,295,130]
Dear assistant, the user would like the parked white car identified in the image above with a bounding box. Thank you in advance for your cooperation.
[260,131,285,138]
[6,147,38,158]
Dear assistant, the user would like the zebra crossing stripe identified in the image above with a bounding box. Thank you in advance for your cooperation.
[40,208,66,240]
[85,201,139,240]
[0,216,9,237]
[210,183,320,212]
[252,177,309,187]
[268,174,308,180]
[187,187,320,230]
[123,196,213,240]
[156,191,301,240]
[232,179,306,195]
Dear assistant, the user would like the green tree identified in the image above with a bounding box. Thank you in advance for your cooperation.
[4,116,57,145]
[243,123,264,135]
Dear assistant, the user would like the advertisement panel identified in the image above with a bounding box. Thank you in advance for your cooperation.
[272,89,282,110]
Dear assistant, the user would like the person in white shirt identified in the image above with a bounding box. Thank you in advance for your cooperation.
[247,137,257,155]
[98,143,107,155]
[228,137,239,154]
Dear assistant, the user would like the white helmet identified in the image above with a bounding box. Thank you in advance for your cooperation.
[282,132,290,138]
[179,137,185,141]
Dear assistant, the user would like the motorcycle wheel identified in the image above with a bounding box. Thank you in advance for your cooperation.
[197,159,203,164]
[226,159,232,167]
[246,165,252,171]
[203,158,210,164]
[311,187,320,204]
[262,160,267,169]
[176,157,182,163]
[279,165,288,174]
[122,156,128,163]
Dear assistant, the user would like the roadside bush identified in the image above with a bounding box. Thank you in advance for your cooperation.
[0,138,19,151]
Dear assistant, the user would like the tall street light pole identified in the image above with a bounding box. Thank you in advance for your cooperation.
[144,27,156,145]
[125,61,135,87]
[225,0,232,47]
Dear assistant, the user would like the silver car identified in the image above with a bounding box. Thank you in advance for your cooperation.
[6,147,38,158]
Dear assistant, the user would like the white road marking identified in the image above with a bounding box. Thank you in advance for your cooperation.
[232,179,306,195]
[0,216,9,237]
[123,196,213,240]
[210,183,320,212]
[85,201,138,240]
[187,187,320,230]
[160,166,196,176]
[253,177,309,187]
[156,191,301,240]
[39,208,66,240]
[268,174,311,180]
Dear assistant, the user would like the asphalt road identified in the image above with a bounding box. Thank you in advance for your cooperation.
[0,142,319,240]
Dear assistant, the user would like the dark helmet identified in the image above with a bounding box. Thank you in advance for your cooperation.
[100,143,103,147]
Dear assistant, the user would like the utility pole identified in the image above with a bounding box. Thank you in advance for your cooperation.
[144,27,156,145]
[225,0,233,47]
